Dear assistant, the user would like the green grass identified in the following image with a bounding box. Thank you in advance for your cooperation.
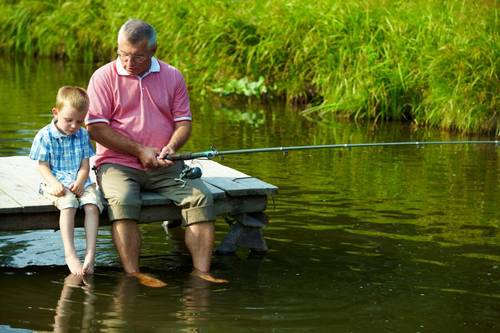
[0,0,497,135]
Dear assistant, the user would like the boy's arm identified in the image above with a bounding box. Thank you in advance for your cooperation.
[37,161,65,197]
[70,158,90,197]
[76,158,90,184]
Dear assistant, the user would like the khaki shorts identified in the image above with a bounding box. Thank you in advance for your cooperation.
[97,162,215,226]
[41,183,104,213]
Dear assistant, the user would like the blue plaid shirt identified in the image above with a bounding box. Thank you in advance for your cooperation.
[29,119,95,188]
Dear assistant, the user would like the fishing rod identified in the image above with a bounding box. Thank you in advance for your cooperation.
[166,140,499,161]
[168,140,498,182]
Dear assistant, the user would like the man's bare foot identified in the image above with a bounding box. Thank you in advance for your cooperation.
[65,255,83,275]
[130,272,167,288]
[83,254,95,275]
[191,269,228,283]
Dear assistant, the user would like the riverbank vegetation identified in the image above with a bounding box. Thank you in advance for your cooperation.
[0,0,497,135]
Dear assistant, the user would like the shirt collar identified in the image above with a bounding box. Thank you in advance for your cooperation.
[49,119,69,139]
[115,56,160,78]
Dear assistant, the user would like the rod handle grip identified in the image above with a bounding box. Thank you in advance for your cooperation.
[165,153,192,161]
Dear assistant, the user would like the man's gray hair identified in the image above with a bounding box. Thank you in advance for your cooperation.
[118,19,157,49]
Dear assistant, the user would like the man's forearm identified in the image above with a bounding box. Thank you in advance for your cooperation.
[87,123,143,157]
[166,121,192,152]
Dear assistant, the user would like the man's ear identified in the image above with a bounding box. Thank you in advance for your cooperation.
[150,44,157,55]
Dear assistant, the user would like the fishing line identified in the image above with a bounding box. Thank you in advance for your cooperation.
[167,140,499,161]
[167,140,499,181]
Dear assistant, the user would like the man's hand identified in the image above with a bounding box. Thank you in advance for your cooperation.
[157,145,176,167]
[137,146,162,169]
[138,146,175,169]
[69,181,85,197]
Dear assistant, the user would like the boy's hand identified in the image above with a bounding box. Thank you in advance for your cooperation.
[49,182,66,197]
[70,181,85,197]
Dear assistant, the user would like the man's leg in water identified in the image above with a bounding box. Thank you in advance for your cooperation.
[112,219,166,288]
[148,164,228,283]
[99,164,166,288]
[112,219,140,273]
[186,222,228,283]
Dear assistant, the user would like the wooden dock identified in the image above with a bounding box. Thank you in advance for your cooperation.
[0,156,278,253]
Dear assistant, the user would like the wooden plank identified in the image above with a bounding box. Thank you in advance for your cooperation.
[187,159,249,178]
[202,181,226,199]
[188,159,278,196]
[0,156,277,230]
[0,156,44,192]
[0,195,268,231]
[203,177,278,196]
[0,157,55,213]
[0,157,228,213]
[2,156,44,187]
[0,188,23,213]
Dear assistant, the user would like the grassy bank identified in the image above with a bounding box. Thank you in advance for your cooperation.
[0,0,497,135]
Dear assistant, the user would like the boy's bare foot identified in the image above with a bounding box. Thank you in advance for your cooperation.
[130,272,167,288]
[64,273,84,287]
[191,269,229,283]
[65,255,83,275]
[83,254,95,275]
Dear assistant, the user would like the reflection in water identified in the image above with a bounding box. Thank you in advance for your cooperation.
[105,274,141,331]
[53,274,96,332]
[50,271,219,332]
[176,275,212,324]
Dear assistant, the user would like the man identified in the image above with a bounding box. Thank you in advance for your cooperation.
[86,19,225,286]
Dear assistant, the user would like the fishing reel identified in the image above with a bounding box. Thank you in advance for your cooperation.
[175,165,202,187]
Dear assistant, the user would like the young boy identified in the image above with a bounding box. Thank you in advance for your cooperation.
[30,86,103,275]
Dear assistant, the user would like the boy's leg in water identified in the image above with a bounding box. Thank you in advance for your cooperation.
[82,204,99,274]
[59,208,83,275]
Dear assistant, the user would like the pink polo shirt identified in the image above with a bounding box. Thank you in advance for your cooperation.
[86,57,192,170]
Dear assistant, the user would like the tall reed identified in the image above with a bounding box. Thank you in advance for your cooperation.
[0,0,497,135]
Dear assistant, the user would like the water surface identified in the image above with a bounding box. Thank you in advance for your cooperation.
[0,56,498,332]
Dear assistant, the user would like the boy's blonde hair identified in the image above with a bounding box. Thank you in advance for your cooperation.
[55,86,89,112]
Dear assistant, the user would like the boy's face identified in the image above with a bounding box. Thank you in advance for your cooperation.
[52,105,86,135]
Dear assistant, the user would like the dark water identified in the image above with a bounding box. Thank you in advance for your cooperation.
[0,56,499,332]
